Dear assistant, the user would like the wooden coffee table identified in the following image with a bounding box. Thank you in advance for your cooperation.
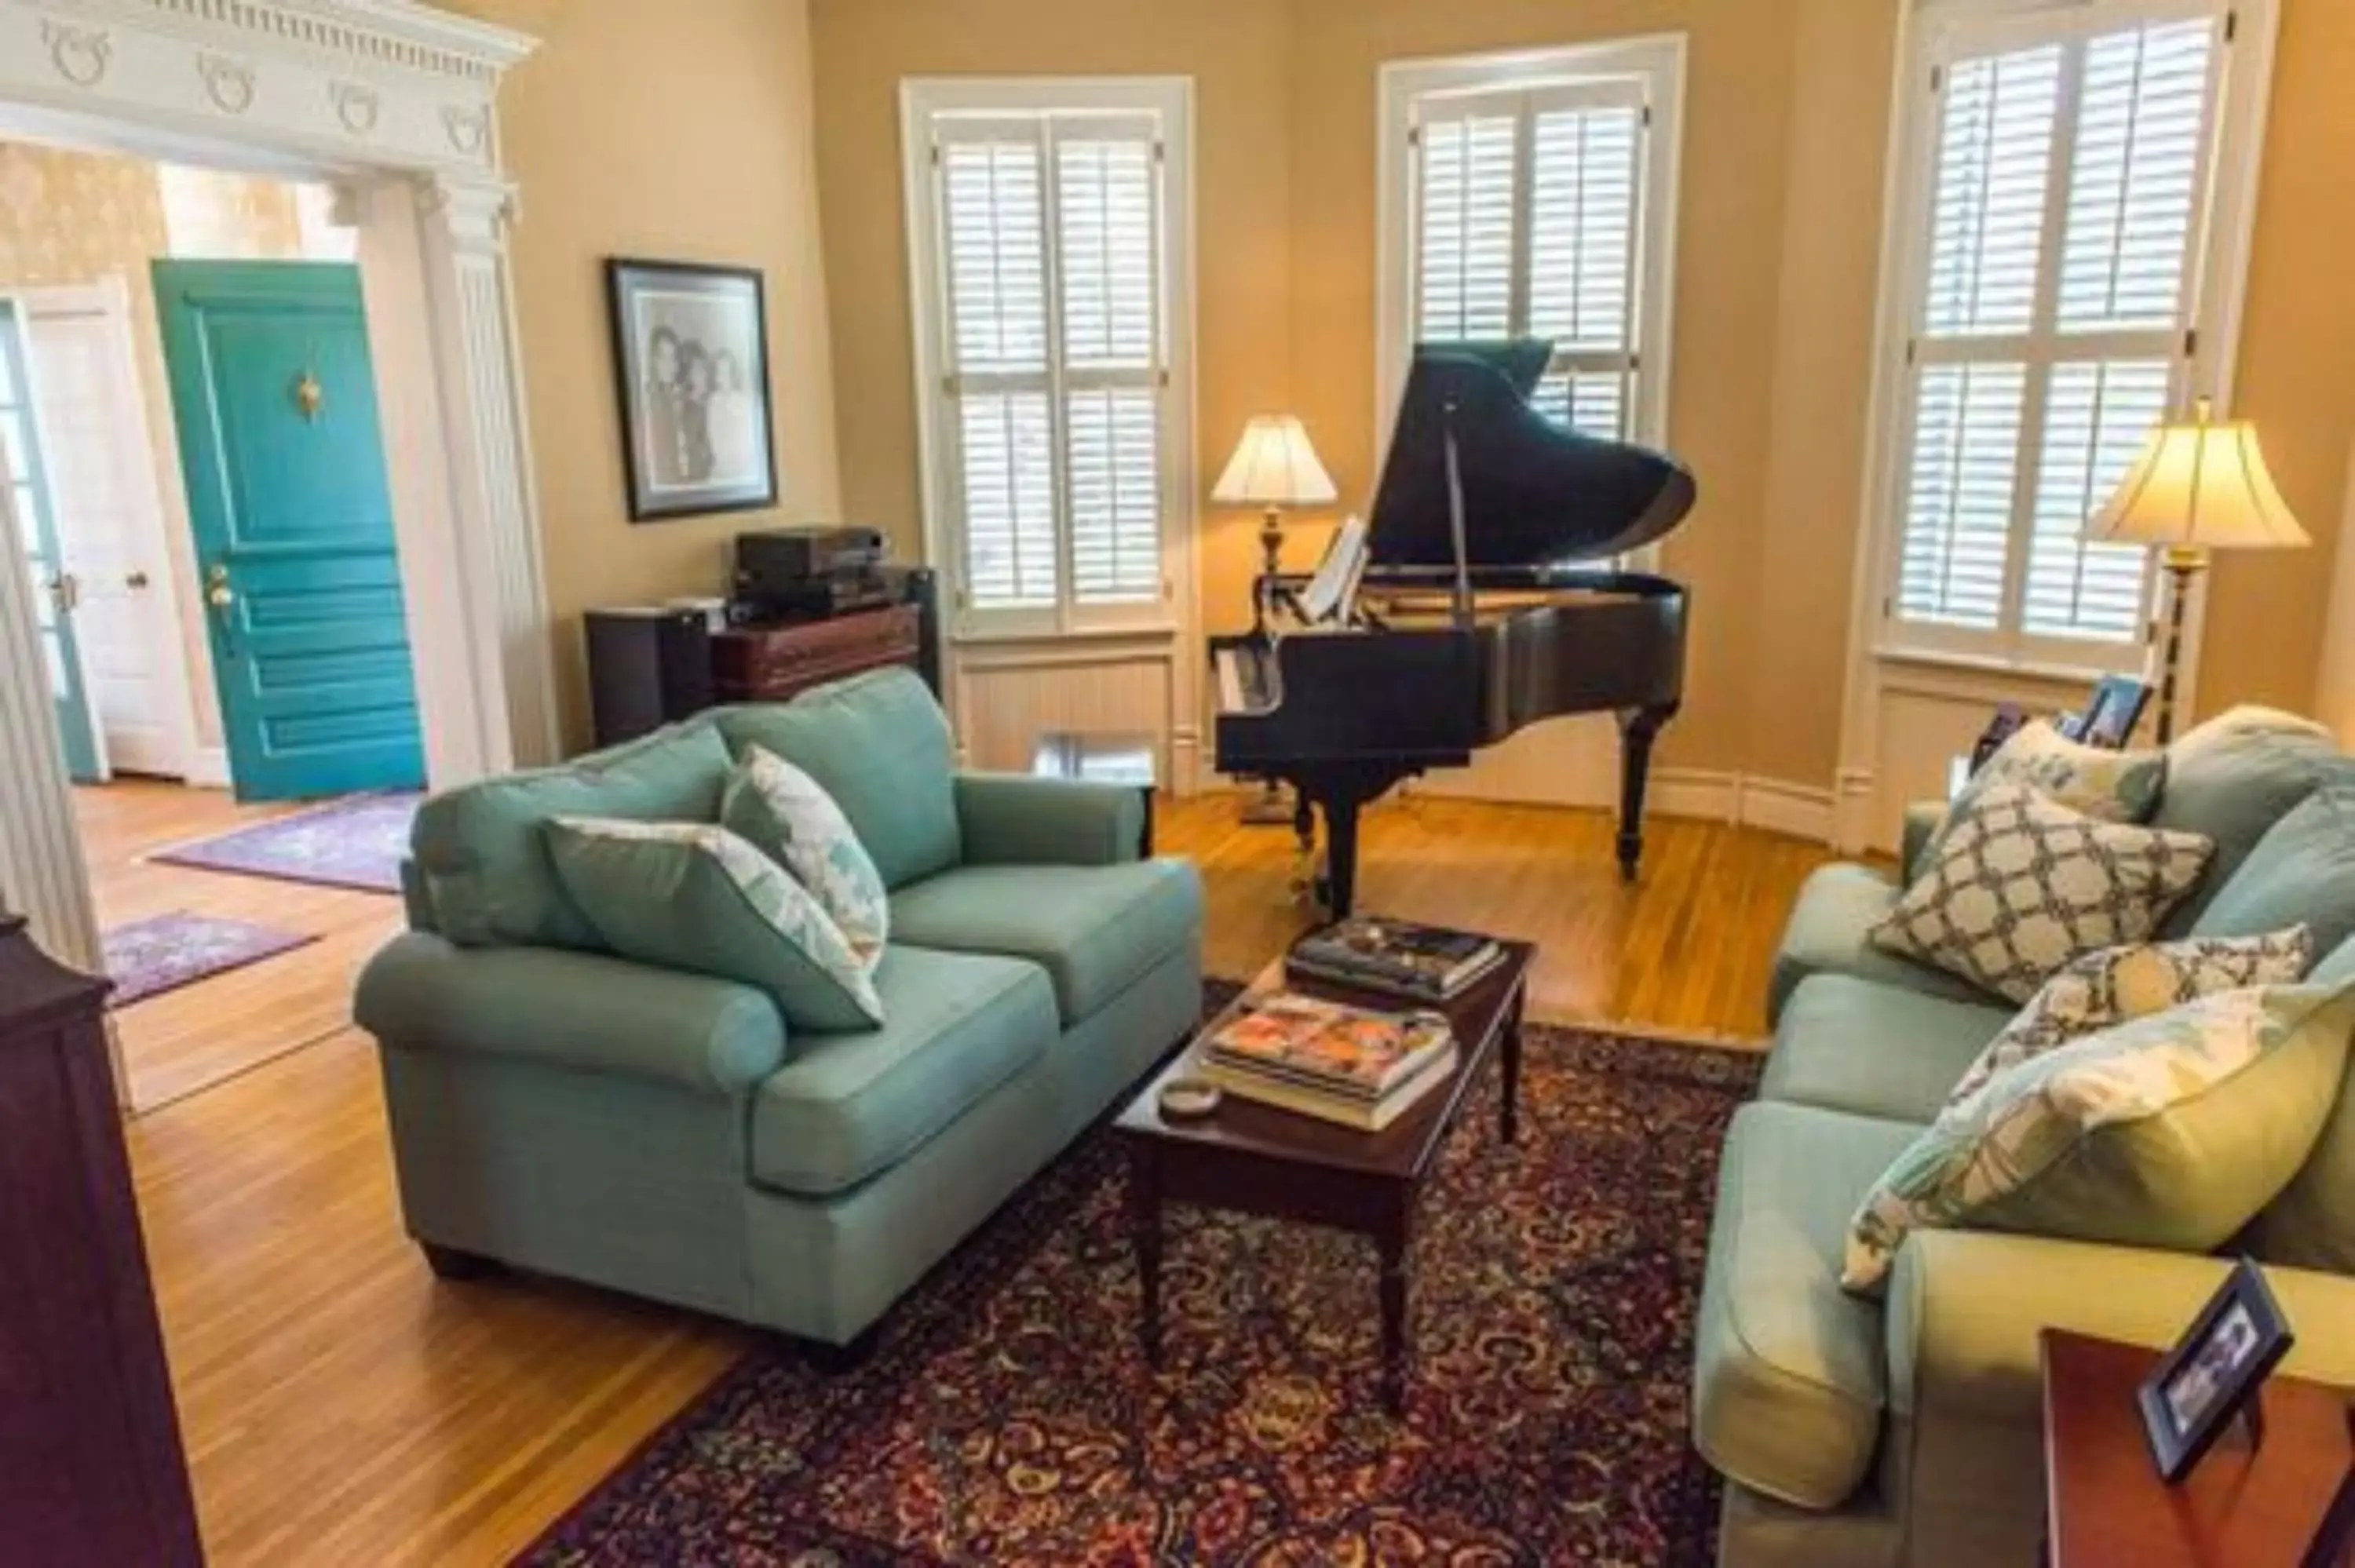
[1115,942,1532,1413]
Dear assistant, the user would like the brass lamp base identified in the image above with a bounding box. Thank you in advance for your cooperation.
[2153,546,2210,746]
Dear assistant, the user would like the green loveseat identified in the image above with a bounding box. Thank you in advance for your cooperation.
[354,668,1203,1351]
[1695,709,2355,1567]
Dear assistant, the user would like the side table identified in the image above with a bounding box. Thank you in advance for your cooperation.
[1031,730,1158,856]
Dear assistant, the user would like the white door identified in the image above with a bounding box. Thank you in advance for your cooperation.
[18,278,195,780]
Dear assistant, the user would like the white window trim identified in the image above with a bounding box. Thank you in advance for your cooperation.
[1857,0,2280,680]
[1375,34,1687,456]
[898,75,1199,648]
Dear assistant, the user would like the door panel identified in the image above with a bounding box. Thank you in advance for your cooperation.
[21,282,192,779]
[0,301,104,784]
[152,261,422,800]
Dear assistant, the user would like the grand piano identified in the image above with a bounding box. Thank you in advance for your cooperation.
[1212,340,1698,919]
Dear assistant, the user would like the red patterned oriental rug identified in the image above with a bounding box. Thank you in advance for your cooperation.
[522,986,1760,1566]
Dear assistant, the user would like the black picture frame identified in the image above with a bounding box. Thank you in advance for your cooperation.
[605,258,778,522]
[2138,1258,2297,1485]
[2079,675,2154,750]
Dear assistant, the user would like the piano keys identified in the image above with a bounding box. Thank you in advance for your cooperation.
[1211,340,1698,918]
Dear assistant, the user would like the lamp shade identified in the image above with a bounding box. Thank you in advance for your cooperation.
[1212,415,1338,508]
[2087,410,2309,553]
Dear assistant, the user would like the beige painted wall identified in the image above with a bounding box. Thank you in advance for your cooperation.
[487,0,842,749]
[808,0,2355,790]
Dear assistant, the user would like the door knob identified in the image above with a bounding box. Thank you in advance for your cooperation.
[46,573,80,614]
[126,570,151,590]
[205,563,235,610]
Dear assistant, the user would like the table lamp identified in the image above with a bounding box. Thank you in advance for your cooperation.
[2087,399,2308,743]
[1213,414,1338,640]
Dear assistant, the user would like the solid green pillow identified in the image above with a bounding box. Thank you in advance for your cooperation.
[1845,981,2355,1291]
[2194,786,2355,962]
[544,818,883,1032]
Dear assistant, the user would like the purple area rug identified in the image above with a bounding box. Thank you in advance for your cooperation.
[103,912,317,1008]
[521,986,1758,1566]
[151,791,420,895]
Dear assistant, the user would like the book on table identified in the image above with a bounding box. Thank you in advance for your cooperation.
[1286,914,1506,1002]
[1198,991,1457,1131]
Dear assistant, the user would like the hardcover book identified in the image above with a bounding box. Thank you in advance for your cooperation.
[1287,915,1506,1001]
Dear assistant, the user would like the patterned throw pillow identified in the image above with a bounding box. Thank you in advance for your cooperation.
[1928,720,2166,862]
[1843,982,2355,1291]
[721,746,888,970]
[545,817,884,1030]
[1871,785,2213,1003]
[1948,926,2315,1105]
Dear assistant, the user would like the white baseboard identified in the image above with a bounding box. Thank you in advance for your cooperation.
[1650,767,1738,824]
[1735,776,1837,842]
[184,746,232,789]
[1205,766,1839,844]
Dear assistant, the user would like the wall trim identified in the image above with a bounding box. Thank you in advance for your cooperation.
[184,744,230,789]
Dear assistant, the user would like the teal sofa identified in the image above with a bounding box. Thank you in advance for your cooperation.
[354,669,1203,1351]
[1694,711,2355,1567]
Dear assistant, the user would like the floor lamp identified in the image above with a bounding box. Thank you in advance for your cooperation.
[2086,400,2309,744]
[1213,414,1338,824]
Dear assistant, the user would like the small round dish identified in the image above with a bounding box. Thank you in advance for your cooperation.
[1158,1077,1224,1121]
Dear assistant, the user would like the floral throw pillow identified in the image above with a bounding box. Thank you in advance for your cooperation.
[721,746,888,972]
[1947,926,2315,1105]
[1871,784,2213,1004]
[1928,719,2166,862]
[1843,981,2355,1291]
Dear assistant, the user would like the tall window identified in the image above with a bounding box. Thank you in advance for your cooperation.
[904,81,1192,636]
[1879,0,2267,665]
[1381,38,1684,447]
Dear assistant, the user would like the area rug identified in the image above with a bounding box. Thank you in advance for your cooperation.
[523,990,1759,1566]
[150,791,420,895]
[102,911,317,1008]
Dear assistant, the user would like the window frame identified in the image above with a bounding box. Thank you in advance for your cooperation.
[1864,0,2278,675]
[900,75,1198,643]
[1375,34,1687,455]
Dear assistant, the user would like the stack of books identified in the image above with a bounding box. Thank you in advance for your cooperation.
[1286,915,1506,1003]
[1198,992,1456,1132]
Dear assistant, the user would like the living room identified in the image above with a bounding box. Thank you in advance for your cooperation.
[3,0,2354,1563]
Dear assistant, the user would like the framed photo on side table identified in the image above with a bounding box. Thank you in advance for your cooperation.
[2139,1257,2297,1485]
[606,258,778,521]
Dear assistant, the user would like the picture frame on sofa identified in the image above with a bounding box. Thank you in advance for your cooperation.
[2138,1257,2296,1485]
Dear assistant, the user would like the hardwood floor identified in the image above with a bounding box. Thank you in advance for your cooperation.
[77,779,403,1110]
[108,785,1836,1566]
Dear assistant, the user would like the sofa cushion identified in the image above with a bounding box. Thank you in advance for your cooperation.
[2193,787,2355,961]
[1693,1101,1922,1511]
[715,669,961,892]
[546,819,884,1030]
[1930,719,2165,861]
[2250,932,2355,1272]
[410,721,732,950]
[722,745,891,962]
[1769,863,1993,1025]
[2150,706,2342,936]
[1869,785,2211,1004]
[889,860,1203,1025]
[1760,976,2009,1125]
[749,945,1057,1197]
[1844,983,2355,1290]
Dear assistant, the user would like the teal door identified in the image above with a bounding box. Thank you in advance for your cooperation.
[0,300,104,783]
[153,261,424,801]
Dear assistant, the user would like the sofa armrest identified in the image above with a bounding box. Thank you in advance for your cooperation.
[1899,800,1946,884]
[953,771,1145,866]
[354,932,787,1096]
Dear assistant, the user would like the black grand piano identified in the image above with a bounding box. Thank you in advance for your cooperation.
[1211,340,1697,919]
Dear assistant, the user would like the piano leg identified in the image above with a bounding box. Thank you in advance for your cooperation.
[1323,795,1364,921]
[1615,704,1677,882]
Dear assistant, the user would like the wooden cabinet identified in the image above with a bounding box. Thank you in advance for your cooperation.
[0,917,203,1566]
[711,606,926,704]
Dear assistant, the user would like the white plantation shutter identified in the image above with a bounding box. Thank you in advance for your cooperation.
[930,108,1172,626]
[1411,78,1651,443]
[1888,6,2230,658]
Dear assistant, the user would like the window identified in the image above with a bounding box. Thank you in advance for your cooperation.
[1379,38,1685,448]
[1877,0,2271,667]
[904,79,1193,636]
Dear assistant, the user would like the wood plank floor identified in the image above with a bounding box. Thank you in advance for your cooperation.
[103,785,1837,1566]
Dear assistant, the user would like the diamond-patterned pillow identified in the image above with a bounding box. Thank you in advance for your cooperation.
[1871,785,2214,1003]
[1947,925,2314,1106]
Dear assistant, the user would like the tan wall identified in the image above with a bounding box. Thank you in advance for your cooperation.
[807,0,2355,790]
[492,0,842,749]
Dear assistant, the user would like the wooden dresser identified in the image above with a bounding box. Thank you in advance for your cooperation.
[712,604,926,704]
[0,917,203,1565]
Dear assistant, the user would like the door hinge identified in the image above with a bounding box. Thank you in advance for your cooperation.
[1408,124,1423,149]
[2183,328,2200,360]
[2225,9,2239,44]
[1641,105,1654,129]
[1153,140,1166,164]
[1905,338,1919,367]
[1930,64,1945,93]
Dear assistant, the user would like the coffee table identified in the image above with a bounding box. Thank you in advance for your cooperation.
[1115,941,1532,1413]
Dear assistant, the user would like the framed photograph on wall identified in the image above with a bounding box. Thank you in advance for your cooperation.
[605,258,777,521]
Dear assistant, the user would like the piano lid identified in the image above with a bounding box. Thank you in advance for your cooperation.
[1366,341,1699,569]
